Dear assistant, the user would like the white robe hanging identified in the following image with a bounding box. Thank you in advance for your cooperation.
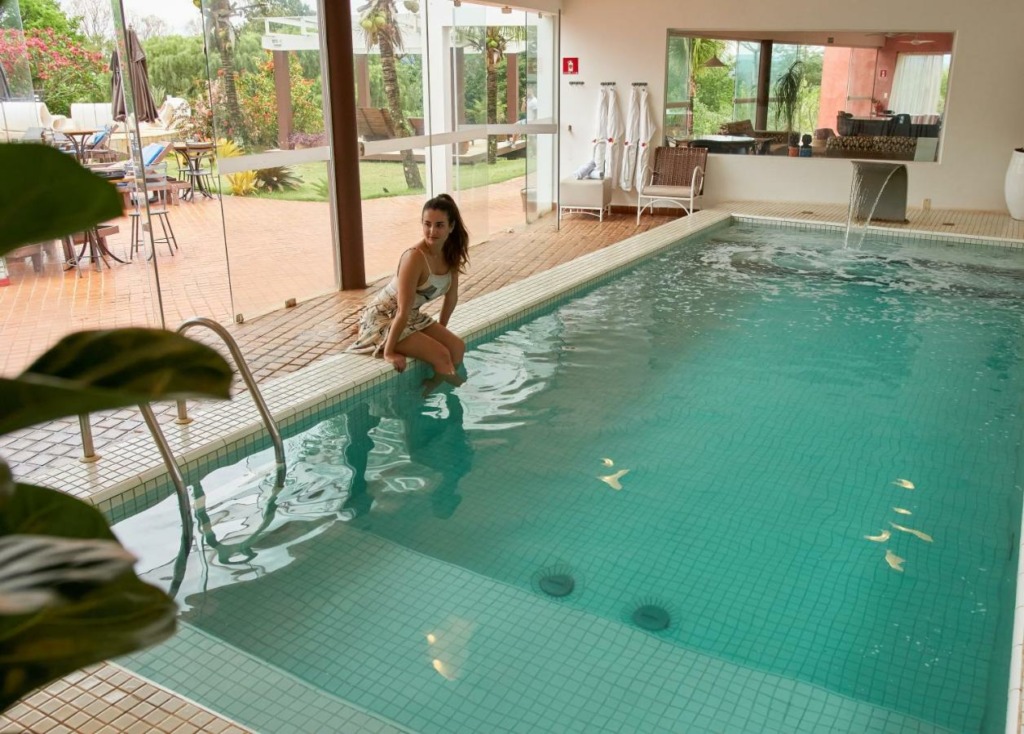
[592,87,609,175]
[603,86,624,184]
[619,86,642,191]
[634,87,656,189]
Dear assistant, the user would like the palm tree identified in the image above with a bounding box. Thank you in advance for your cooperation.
[458,25,526,164]
[196,0,245,143]
[358,0,423,190]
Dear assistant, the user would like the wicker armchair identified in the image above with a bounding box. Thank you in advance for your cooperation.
[636,146,707,223]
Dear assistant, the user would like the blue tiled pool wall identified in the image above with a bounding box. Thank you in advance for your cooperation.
[110,220,1024,734]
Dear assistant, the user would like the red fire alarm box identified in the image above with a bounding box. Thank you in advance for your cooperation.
[562,57,579,75]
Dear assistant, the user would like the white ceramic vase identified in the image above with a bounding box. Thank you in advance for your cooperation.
[1005,148,1024,221]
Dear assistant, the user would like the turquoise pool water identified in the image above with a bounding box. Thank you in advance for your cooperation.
[117,224,1024,733]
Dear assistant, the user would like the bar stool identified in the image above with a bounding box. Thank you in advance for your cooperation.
[129,209,178,260]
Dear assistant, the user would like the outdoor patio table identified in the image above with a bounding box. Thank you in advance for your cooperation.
[173,142,216,200]
[59,127,100,164]
[64,224,125,273]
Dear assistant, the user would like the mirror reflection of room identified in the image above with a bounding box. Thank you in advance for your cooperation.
[664,31,952,162]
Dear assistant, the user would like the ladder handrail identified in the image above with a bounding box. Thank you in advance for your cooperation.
[175,317,286,476]
[73,317,286,597]
[137,403,192,598]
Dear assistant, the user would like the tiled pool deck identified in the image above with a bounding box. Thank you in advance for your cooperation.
[2,202,1023,734]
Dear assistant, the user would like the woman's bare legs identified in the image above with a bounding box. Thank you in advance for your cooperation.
[394,326,466,395]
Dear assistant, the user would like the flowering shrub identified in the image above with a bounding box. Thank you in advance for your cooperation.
[0,29,106,117]
[288,131,328,148]
[237,53,323,149]
[177,80,220,142]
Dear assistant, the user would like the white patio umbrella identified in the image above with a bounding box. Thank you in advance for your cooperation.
[619,85,643,191]
[603,85,624,184]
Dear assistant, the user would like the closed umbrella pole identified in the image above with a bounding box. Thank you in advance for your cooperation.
[111,27,159,123]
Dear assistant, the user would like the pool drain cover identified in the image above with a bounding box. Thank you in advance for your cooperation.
[632,604,671,631]
[538,573,575,598]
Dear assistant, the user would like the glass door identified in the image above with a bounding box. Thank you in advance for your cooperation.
[523,8,557,224]
[197,0,337,323]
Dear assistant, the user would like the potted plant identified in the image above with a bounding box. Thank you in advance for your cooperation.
[773,60,805,157]
[0,142,234,712]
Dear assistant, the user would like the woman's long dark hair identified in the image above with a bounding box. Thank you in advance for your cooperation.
[424,193,470,272]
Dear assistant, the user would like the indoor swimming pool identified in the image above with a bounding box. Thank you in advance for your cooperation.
[114,222,1024,733]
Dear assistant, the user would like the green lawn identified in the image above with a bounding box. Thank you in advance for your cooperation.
[164,152,526,202]
[248,157,527,203]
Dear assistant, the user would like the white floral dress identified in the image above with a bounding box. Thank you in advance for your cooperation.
[348,249,452,357]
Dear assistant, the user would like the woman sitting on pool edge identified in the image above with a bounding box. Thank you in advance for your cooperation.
[348,193,469,395]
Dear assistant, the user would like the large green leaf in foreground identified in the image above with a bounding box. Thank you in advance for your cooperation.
[0,144,123,255]
[0,328,233,435]
[0,476,177,711]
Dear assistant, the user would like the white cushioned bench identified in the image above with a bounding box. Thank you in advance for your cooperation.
[0,101,65,140]
[559,177,612,222]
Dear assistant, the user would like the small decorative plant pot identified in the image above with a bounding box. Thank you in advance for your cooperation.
[1006,148,1024,221]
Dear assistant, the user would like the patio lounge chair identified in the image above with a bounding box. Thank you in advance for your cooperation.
[356,107,400,140]
[636,146,707,223]
[83,126,128,164]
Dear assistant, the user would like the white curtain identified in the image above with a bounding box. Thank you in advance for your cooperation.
[888,54,943,116]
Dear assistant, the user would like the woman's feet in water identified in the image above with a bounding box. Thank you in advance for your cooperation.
[421,370,466,397]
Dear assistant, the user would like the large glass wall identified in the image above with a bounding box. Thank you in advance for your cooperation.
[358,1,558,281]
[194,0,335,323]
[0,0,558,375]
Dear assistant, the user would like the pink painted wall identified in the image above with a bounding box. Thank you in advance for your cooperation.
[817,47,878,130]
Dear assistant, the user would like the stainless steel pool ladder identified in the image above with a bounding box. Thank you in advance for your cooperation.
[173,317,286,478]
[77,406,194,597]
[75,316,286,596]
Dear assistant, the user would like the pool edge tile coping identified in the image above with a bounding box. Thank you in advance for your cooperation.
[732,213,1024,248]
[105,659,254,732]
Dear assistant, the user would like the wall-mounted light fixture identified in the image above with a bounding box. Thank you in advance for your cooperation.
[501,5,512,13]
[453,0,461,6]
